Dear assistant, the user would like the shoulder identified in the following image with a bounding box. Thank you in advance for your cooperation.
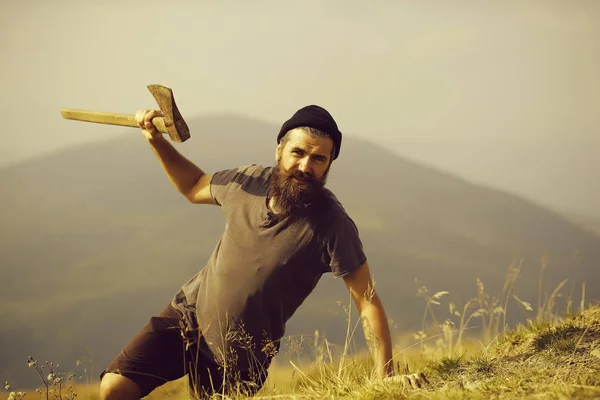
[212,164,272,187]
[237,164,272,178]
[319,189,349,220]
[316,189,359,234]
[211,164,272,200]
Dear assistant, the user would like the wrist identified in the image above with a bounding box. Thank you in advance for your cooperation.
[147,134,167,145]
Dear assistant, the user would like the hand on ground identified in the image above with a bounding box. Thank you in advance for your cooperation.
[384,372,430,389]
[383,362,430,389]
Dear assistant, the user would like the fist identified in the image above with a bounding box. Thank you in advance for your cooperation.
[135,109,164,141]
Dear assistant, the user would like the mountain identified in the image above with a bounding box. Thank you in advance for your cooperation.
[564,212,600,237]
[1,115,598,387]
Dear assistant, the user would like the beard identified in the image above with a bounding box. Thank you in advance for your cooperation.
[268,160,329,220]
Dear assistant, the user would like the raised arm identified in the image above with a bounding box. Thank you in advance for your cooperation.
[136,109,216,205]
[343,261,394,379]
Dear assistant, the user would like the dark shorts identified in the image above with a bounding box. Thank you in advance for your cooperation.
[101,304,267,398]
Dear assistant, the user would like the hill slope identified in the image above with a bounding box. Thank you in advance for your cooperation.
[1,115,598,386]
[272,305,600,399]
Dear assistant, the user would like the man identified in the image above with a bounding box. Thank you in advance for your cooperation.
[99,105,423,399]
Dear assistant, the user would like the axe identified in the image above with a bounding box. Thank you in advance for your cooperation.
[61,84,190,142]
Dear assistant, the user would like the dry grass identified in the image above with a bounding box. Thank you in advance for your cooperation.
[4,263,599,399]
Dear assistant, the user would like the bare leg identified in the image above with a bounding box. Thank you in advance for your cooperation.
[100,373,142,400]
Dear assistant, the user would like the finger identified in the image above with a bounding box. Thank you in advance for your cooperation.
[146,109,164,123]
[411,374,422,389]
[144,119,154,131]
[144,109,163,118]
[401,375,410,389]
[145,110,162,132]
[144,120,156,132]
[409,376,420,389]
[139,109,153,129]
[145,109,161,121]
[144,110,155,127]
[135,109,146,127]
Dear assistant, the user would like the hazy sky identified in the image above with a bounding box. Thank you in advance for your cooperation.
[2,0,599,216]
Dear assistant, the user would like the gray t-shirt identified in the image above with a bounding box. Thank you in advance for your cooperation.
[172,164,366,372]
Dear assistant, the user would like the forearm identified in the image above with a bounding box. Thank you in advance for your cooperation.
[359,294,394,378]
[147,136,205,198]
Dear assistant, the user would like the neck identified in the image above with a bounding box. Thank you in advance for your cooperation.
[267,195,280,215]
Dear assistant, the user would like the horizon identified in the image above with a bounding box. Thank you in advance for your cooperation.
[2,1,599,216]
[2,111,599,221]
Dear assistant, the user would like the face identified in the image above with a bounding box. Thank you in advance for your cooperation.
[269,128,334,217]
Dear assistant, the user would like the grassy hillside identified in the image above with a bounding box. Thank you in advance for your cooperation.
[275,305,600,399]
[4,303,599,399]
[1,115,599,388]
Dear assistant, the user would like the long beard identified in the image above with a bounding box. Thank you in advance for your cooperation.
[269,162,328,219]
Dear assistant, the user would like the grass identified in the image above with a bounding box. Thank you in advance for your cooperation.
[3,263,600,399]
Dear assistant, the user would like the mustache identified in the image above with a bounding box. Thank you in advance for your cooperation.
[287,169,315,182]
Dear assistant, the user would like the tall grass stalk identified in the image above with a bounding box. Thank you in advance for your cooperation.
[413,257,582,357]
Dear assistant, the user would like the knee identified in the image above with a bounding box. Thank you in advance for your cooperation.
[100,372,141,400]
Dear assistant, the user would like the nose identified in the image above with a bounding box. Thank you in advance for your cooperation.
[298,157,311,174]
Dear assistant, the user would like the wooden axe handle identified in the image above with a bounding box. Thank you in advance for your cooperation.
[60,109,167,133]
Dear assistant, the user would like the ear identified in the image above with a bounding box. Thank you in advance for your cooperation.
[276,142,283,161]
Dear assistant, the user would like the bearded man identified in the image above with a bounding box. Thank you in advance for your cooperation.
[99,105,423,399]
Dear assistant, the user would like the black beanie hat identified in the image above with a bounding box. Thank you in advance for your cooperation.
[277,105,342,160]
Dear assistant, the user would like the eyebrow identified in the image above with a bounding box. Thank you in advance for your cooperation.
[291,146,328,160]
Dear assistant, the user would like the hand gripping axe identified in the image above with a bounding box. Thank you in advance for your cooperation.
[61,84,190,142]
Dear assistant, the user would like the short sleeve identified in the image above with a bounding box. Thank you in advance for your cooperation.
[326,215,367,277]
[210,168,239,206]
[210,164,260,206]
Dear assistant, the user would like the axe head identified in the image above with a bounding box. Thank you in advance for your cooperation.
[147,84,190,143]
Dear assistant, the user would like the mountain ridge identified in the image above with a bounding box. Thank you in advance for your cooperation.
[1,115,598,387]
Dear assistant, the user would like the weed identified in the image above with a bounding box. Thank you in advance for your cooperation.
[533,323,588,351]
[470,356,496,375]
[429,354,465,379]
[4,259,597,400]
